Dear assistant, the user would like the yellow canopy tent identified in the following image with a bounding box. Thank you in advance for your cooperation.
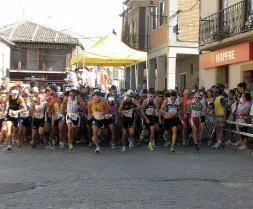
[71,34,147,66]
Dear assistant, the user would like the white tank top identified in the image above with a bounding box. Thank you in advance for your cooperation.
[34,102,45,119]
[67,97,79,120]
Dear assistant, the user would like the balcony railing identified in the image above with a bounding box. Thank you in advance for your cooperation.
[200,0,253,46]
[11,60,65,72]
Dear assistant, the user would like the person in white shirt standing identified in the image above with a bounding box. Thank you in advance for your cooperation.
[65,68,78,89]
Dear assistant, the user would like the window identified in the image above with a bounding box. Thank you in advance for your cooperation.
[160,0,165,26]
[164,76,167,90]
[151,7,157,30]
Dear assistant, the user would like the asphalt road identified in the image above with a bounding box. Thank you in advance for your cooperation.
[0,145,253,209]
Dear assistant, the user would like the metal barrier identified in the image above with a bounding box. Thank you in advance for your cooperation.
[224,120,253,140]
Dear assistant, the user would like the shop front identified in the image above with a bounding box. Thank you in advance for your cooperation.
[199,42,253,90]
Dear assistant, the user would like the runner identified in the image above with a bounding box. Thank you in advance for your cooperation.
[44,90,54,146]
[180,88,191,146]
[141,90,159,151]
[154,91,164,143]
[30,93,46,148]
[51,92,65,148]
[118,90,142,152]
[63,89,85,150]
[104,96,118,149]
[87,90,108,153]
[0,93,8,144]
[188,92,202,151]
[160,91,181,152]
[18,91,31,147]
[5,87,27,151]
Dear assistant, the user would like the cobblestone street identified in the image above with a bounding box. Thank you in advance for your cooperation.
[0,146,253,209]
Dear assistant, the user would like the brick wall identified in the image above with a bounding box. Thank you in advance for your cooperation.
[177,0,199,42]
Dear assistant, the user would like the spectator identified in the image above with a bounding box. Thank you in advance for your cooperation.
[206,89,214,104]
[237,82,247,94]
[233,93,251,150]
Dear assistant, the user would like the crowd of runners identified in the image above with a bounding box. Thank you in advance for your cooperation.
[0,81,252,153]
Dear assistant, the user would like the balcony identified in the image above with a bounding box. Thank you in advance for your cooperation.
[122,33,147,51]
[10,60,66,73]
[200,0,253,48]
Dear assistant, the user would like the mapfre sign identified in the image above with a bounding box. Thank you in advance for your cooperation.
[200,42,253,69]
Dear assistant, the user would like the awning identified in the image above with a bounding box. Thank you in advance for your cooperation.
[71,34,147,66]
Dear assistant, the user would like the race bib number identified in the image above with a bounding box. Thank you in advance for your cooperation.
[168,107,177,115]
[68,113,78,120]
[105,114,112,119]
[192,110,201,118]
[20,111,29,118]
[94,112,104,120]
[9,109,18,118]
[124,109,133,118]
[146,108,154,116]
[54,113,63,120]
[34,112,44,119]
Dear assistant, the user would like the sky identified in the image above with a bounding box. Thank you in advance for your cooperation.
[0,0,123,38]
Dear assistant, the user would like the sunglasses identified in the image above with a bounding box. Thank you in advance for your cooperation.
[158,96,164,98]
[195,97,201,99]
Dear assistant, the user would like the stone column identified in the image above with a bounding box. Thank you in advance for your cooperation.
[147,58,156,90]
[124,67,130,90]
[130,65,136,90]
[135,62,144,89]
[156,56,166,91]
[167,56,177,90]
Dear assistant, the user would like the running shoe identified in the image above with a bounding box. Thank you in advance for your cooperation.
[152,141,156,148]
[88,141,93,147]
[164,140,170,147]
[5,145,12,151]
[59,142,65,149]
[238,145,246,150]
[68,143,73,151]
[212,142,222,149]
[183,139,187,147]
[195,144,200,152]
[140,133,144,143]
[128,138,134,148]
[148,143,154,151]
[95,146,101,153]
[121,146,127,152]
[170,146,175,153]
[111,144,117,149]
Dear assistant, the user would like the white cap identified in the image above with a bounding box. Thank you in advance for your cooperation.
[126,90,134,95]
[32,87,39,92]
[57,92,64,98]
[108,96,115,102]
[65,87,71,92]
